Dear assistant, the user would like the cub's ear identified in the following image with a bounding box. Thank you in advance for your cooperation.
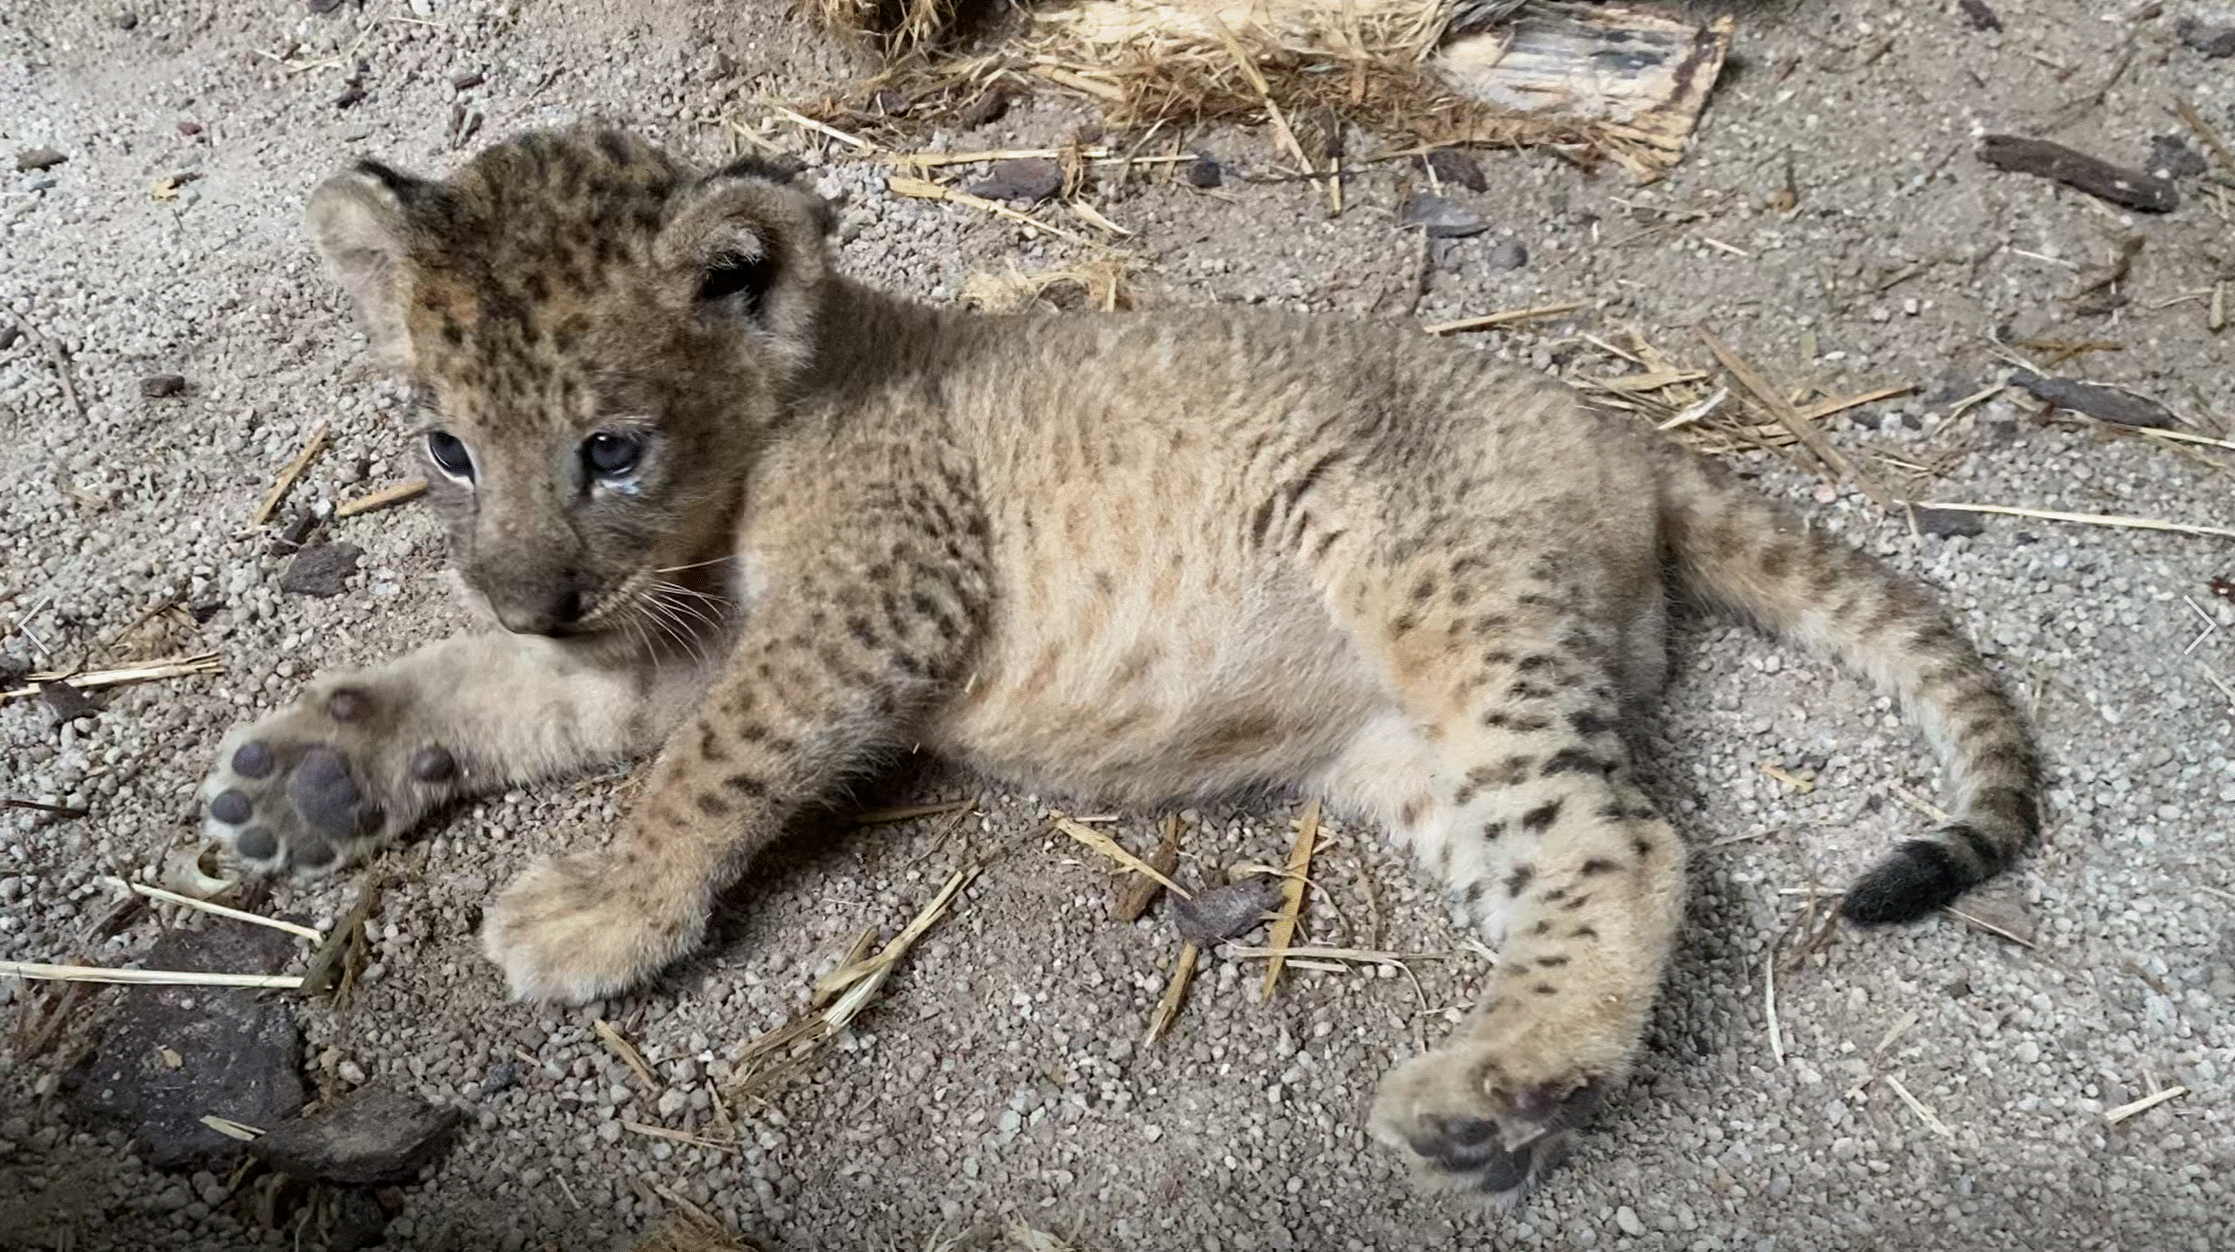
[304,161,432,371]
[653,166,833,360]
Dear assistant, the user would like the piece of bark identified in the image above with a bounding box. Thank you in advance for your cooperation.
[2008,369,2177,429]
[1114,817,1184,922]
[1957,0,2002,32]
[1978,135,2178,213]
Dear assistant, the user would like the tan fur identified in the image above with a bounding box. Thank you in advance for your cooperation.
[199,127,2040,1202]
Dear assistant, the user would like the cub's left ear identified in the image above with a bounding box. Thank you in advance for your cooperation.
[653,168,834,351]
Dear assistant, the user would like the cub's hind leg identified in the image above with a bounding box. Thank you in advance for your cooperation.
[1319,544,1685,1204]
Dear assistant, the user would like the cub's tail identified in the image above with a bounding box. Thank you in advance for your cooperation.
[1651,443,2041,924]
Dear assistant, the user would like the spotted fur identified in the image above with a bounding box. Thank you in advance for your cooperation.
[200,127,2041,1205]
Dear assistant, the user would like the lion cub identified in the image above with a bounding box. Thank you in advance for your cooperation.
[201,127,2039,1202]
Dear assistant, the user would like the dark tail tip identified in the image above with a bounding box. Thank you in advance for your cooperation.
[1840,835,1978,925]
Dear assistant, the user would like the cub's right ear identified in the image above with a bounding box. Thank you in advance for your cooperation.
[304,161,430,371]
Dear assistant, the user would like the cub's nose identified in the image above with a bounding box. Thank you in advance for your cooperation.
[494,586,585,636]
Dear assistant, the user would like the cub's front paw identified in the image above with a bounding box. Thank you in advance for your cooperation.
[1368,1025,1613,1206]
[480,851,704,1004]
[200,680,463,877]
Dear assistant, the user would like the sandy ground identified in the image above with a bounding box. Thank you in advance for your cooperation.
[3,1,2233,1249]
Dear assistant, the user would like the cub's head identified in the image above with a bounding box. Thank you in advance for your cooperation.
[306,127,836,637]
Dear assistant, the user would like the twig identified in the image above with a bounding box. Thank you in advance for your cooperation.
[620,1120,736,1152]
[2173,98,2235,178]
[0,652,223,704]
[1117,815,1186,922]
[4,797,88,818]
[104,877,324,943]
[2103,1085,2188,1126]
[1883,1073,1952,1138]
[1224,945,1448,964]
[1906,502,2235,542]
[1764,957,1786,1065]
[1944,904,2038,949]
[1699,327,1887,506]
[0,960,303,989]
[886,175,1099,247]
[595,1018,660,1089]
[1055,818,1191,899]
[335,478,427,518]
[1260,799,1320,1002]
[1144,942,1198,1045]
[251,420,331,527]
[764,105,872,151]
[1422,302,1585,335]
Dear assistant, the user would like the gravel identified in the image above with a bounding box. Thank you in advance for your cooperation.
[3,1,2232,1250]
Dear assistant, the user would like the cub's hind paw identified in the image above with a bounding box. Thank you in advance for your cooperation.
[200,682,461,877]
[1370,1041,1607,1206]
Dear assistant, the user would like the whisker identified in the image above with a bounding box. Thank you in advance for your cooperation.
[655,554,742,575]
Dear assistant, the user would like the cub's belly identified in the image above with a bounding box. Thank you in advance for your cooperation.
[922,585,1387,805]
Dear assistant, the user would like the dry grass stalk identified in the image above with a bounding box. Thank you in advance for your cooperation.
[1944,904,2038,949]
[887,174,1102,247]
[298,875,383,999]
[251,420,331,526]
[1763,956,1785,1066]
[0,652,223,705]
[104,877,324,943]
[1698,327,1886,506]
[1260,798,1321,1001]
[854,798,974,825]
[2103,1084,2188,1126]
[806,0,965,56]
[595,1018,660,1089]
[1882,1073,1952,1138]
[1904,502,2235,542]
[1144,941,1199,1045]
[629,1210,765,1252]
[619,1120,737,1151]
[198,1115,265,1141]
[1018,0,1730,176]
[335,477,427,518]
[1422,301,1584,335]
[1225,944,1445,964]
[0,960,303,990]
[1056,817,1192,898]
[1116,815,1186,922]
[727,864,977,1098]
[963,255,1143,314]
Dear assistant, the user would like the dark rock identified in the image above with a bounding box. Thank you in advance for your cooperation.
[1486,239,1530,271]
[1956,0,2001,32]
[2147,134,2207,180]
[968,157,1064,203]
[2008,368,2176,429]
[450,69,484,91]
[1428,236,1463,273]
[139,373,187,399]
[189,599,224,624]
[1422,148,1487,192]
[0,324,21,350]
[334,84,367,110]
[250,1086,464,1186]
[281,543,363,597]
[1912,507,1986,539]
[39,680,99,721]
[63,926,304,1172]
[176,120,203,138]
[869,88,909,116]
[479,1061,521,1096]
[1184,153,1223,189]
[308,0,346,13]
[1172,878,1286,946]
[326,1187,393,1251]
[956,88,1011,129]
[116,11,139,29]
[1399,192,1489,239]
[16,147,68,172]
[2178,18,2235,58]
[0,654,29,688]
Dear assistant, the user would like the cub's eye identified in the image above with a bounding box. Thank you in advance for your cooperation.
[583,432,644,478]
[425,430,474,481]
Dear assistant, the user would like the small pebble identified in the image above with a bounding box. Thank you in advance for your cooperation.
[16,147,68,172]
[139,373,187,399]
